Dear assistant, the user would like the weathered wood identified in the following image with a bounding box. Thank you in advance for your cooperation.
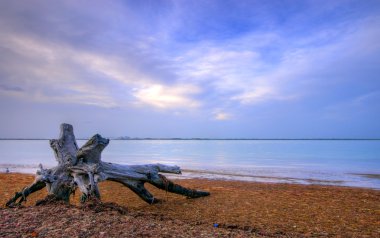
[6,123,210,207]
[100,162,209,204]
[50,123,79,165]
[76,134,109,164]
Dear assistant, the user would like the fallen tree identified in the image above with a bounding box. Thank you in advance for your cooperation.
[6,123,209,207]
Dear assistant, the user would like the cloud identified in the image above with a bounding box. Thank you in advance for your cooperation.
[2,1,379,112]
[0,32,119,107]
[169,14,380,109]
[132,84,201,109]
[0,84,24,92]
[0,29,202,109]
[0,1,204,110]
[213,112,232,121]
[230,86,275,104]
[0,0,380,138]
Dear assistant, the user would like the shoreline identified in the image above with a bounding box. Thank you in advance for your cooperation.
[2,166,380,190]
[4,170,379,191]
[1,173,380,237]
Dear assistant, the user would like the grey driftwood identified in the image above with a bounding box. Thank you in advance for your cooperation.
[6,124,209,207]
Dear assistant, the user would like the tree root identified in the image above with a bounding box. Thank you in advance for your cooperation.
[5,123,210,207]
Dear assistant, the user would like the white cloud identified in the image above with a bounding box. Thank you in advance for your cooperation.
[230,86,274,104]
[212,109,232,121]
[177,46,262,91]
[133,84,201,109]
[214,112,231,120]
[170,16,380,108]
[0,31,202,110]
[1,3,379,115]
[170,33,301,107]
[0,40,119,107]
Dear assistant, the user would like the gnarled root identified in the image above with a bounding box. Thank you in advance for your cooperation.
[152,174,210,198]
[6,180,46,207]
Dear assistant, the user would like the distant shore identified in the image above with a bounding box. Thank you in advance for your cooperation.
[1,173,379,237]
[1,138,380,140]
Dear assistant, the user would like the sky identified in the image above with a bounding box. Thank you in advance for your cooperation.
[0,0,379,139]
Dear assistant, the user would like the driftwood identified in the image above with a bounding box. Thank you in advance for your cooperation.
[6,124,209,207]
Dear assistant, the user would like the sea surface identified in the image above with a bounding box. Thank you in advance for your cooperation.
[0,139,379,189]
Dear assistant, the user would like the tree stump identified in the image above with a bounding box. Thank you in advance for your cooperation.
[6,124,209,207]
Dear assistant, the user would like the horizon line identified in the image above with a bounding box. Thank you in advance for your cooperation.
[1,138,380,141]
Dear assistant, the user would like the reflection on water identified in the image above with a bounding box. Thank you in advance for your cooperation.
[0,139,379,189]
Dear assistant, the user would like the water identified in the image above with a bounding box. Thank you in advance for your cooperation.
[0,139,379,189]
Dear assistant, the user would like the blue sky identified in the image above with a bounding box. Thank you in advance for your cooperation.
[0,0,379,138]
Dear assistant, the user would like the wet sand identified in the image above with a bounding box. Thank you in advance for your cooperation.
[1,173,379,237]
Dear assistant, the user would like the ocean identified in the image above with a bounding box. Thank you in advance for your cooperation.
[0,139,379,189]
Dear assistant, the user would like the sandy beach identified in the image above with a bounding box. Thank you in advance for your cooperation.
[1,173,379,237]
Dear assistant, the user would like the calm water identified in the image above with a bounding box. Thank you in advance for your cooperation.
[0,140,379,189]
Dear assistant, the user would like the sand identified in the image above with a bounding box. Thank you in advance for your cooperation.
[1,173,379,237]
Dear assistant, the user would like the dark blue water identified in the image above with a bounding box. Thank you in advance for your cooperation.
[0,140,379,189]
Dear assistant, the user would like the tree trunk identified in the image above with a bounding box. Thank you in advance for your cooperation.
[6,123,209,207]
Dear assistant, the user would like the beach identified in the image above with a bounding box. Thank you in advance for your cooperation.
[1,173,379,237]
[1,0,380,237]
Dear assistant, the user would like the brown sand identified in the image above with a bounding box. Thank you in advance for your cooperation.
[1,173,379,237]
